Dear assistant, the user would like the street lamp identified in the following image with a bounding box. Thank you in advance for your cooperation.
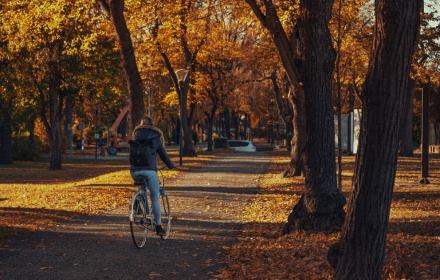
[94,102,102,160]
[175,69,190,166]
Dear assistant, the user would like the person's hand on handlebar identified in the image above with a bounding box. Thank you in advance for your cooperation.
[172,162,178,169]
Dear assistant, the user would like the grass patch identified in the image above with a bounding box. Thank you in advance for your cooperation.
[0,149,233,241]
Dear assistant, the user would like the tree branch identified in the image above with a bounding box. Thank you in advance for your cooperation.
[96,0,110,14]
[244,0,268,29]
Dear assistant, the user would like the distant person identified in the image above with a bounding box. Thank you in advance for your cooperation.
[98,135,105,156]
[193,131,198,147]
[240,130,245,140]
[130,116,176,236]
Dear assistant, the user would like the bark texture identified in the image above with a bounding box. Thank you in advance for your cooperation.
[330,1,422,279]
[282,0,346,233]
[399,78,415,156]
[97,0,145,133]
[246,0,345,232]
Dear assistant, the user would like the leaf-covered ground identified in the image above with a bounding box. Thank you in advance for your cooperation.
[219,150,440,279]
[0,150,230,240]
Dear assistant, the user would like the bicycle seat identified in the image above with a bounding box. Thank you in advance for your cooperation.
[133,176,148,186]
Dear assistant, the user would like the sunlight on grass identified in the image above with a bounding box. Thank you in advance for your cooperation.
[0,150,233,240]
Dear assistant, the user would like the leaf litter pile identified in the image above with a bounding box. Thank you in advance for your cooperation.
[219,151,440,279]
[0,150,222,241]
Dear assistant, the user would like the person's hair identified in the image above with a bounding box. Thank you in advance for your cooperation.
[140,116,155,126]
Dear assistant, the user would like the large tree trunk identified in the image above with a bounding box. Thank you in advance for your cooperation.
[282,0,346,233]
[399,78,415,156]
[329,1,421,278]
[0,105,13,165]
[246,0,345,233]
[97,0,145,133]
[47,57,63,170]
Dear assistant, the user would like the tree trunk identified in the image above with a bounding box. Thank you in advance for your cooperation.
[181,82,196,157]
[246,0,345,232]
[47,59,63,170]
[0,106,13,165]
[205,106,217,151]
[399,78,415,156]
[282,0,346,233]
[283,91,305,177]
[225,108,231,139]
[347,86,354,154]
[272,75,293,137]
[232,110,239,140]
[329,1,421,278]
[97,0,145,133]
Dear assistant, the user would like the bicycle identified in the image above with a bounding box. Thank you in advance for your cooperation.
[129,166,171,248]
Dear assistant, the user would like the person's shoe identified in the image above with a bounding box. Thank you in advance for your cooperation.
[156,225,166,236]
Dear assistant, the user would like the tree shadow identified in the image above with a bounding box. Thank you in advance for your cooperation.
[388,216,440,237]
[0,158,128,185]
[0,207,79,217]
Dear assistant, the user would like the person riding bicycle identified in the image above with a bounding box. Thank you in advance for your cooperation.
[130,116,176,236]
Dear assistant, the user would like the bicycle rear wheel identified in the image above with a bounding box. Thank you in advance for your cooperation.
[130,193,148,248]
[160,192,171,240]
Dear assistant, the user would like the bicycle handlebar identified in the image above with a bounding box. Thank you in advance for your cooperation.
[158,165,167,171]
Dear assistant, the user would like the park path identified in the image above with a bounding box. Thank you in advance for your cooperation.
[0,152,270,280]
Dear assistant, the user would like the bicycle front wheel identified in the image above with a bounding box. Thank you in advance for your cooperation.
[130,193,148,248]
[160,193,171,240]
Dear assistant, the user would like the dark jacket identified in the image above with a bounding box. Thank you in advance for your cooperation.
[130,126,174,171]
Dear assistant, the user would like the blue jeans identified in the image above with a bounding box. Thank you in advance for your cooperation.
[130,170,161,226]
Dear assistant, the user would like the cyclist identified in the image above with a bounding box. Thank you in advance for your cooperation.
[130,116,176,236]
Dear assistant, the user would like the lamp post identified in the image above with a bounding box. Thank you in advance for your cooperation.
[175,69,190,166]
[94,102,102,160]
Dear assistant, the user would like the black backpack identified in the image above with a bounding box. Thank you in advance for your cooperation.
[128,139,154,166]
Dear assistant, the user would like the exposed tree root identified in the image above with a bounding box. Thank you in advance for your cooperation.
[281,193,346,235]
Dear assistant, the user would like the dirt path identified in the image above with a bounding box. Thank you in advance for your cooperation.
[0,152,270,280]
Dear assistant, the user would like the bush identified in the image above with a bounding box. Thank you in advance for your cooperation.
[214,137,228,149]
[12,136,42,161]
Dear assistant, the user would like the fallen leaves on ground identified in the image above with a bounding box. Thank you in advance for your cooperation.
[219,150,440,279]
[0,150,230,241]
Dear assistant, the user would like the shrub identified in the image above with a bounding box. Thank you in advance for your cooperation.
[12,136,42,161]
